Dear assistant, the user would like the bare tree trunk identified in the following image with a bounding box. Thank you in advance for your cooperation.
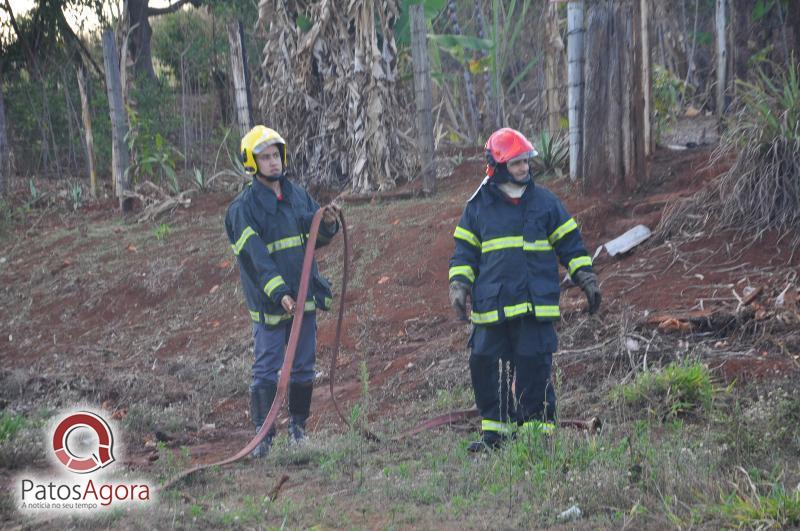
[76,66,97,198]
[0,73,8,198]
[715,0,728,120]
[102,29,132,212]
[582,0,647,194]
[228,20,252,137]
[410,5,436,195]
[127,0,157,81]
[567,0,585,182]
[545,1,563,135]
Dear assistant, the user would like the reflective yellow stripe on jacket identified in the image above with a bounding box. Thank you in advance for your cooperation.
[263,275,286,297]
[266,234,305,253]
[470,303,560,324]
[568,255,593,275]
[548,218,578,244]
[481,237,554,254]
[231,226,257,255]
[250,300,318,325]
[448,265,476,283]
[454,226,481,248]
[481,236,522,253]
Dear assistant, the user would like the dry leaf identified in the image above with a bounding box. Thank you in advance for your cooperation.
[657,318,691,332]
[378,276,390,284]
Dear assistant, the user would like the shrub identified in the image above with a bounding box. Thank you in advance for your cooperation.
[612,361,719,419]
[714,58,800,236]
[531,130,568,178]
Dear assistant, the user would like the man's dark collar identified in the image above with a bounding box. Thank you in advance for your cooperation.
[251,176,280,214]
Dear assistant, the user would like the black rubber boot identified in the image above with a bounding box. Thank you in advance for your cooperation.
[250,382,277,458]
[288,381,313,444]
[467,431,507,453]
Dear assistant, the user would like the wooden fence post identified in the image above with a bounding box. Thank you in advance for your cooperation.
[567,0,585,182]
[715,0,728,122]
[410,5,436,195]
[228,20,252,137]
[641,0,653,156]
[582,0,647,194]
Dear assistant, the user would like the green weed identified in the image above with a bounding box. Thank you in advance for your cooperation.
[531,130,568,178]
[69,182,83,210]
[611,360,720,419]
[714,477,800,528]
[652,64,690,139]
[154,222,171,241]
[0,412,27,442]
[156,442,192,484]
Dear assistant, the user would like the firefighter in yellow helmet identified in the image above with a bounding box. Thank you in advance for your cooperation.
[225,125,341,457]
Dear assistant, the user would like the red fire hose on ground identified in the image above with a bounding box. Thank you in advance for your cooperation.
[159,209,600,490]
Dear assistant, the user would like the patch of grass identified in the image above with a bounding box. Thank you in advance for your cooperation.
[0,412,46,469]
[611,360,721,419]
[0,198,18,237]
[713,475,800,529]
[85,384,797,530]
[716,387,800,466]
[153,222,171,241]
[155,443,192,484]
[433,386,473,411]
[0,412,27,442]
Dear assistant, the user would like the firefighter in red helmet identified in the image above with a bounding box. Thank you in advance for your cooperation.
[448,127,601,451]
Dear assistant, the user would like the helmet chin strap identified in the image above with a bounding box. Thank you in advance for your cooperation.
[255,169,284,182]
[510,174,531,186]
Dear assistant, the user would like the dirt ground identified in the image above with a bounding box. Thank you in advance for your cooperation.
[1,134,799,527]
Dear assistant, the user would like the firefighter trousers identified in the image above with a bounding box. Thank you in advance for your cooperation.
[469,317,557,430]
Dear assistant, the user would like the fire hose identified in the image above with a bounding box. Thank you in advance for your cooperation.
[160,209,601,490]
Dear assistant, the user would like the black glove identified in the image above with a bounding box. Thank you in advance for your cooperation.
[448,281,470,322]
[572,269,602,314]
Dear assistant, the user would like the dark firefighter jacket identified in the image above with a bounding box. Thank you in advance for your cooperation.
[225,175,337,328]
[448,180,593,327]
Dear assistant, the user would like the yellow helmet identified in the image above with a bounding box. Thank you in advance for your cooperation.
[240,125,287,175]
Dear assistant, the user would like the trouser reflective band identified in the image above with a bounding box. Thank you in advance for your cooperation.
[520,420,555,434]
[481,419,514,434]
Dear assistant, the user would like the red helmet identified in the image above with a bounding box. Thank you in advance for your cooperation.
[484,128,537,177]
